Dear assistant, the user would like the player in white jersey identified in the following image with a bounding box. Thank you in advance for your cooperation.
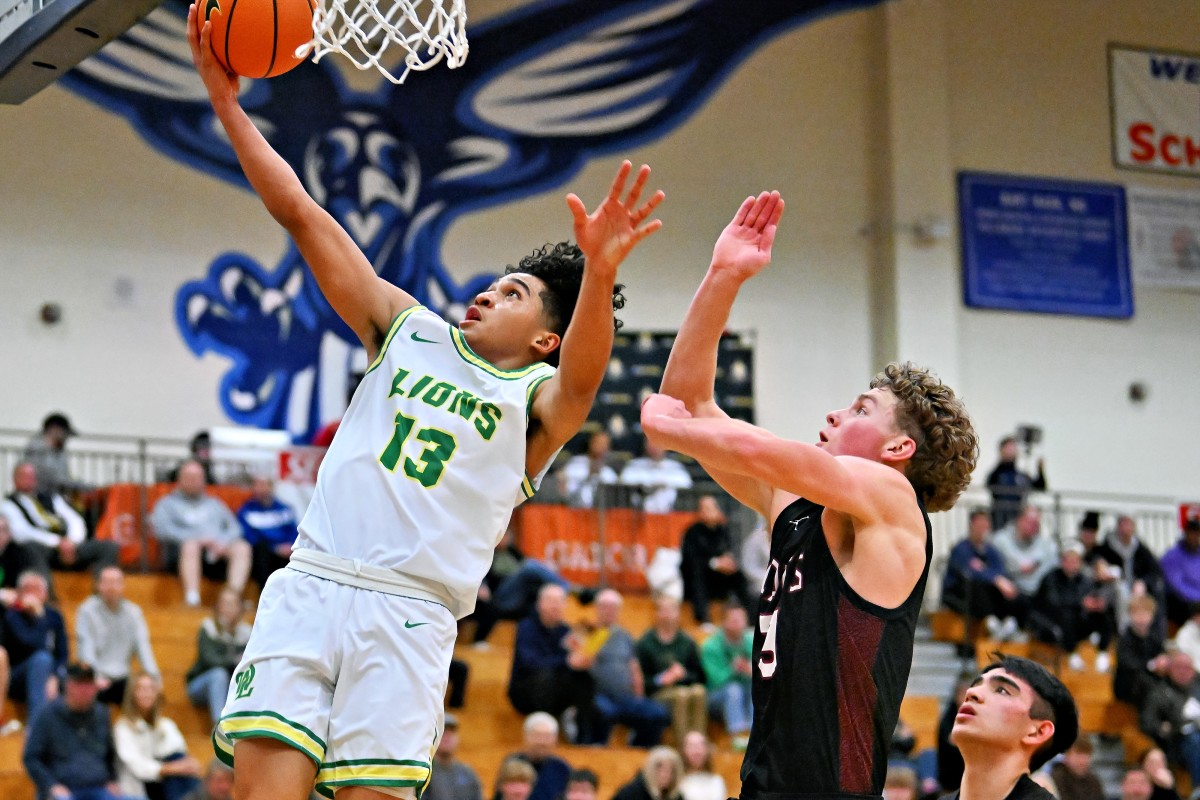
[188,9,665,800]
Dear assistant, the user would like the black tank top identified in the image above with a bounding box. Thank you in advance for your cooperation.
[739,496,932,800]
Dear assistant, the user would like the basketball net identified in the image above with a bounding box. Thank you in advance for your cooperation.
[309,0,468,84]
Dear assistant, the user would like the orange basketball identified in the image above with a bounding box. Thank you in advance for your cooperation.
[200,0,317,79]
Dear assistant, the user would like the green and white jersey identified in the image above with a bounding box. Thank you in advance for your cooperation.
[295,305,555,619]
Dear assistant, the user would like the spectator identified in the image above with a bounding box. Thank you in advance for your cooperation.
[636,595,706,748]
[424,713,483,800]
[619,436,693,514]
[149,460,251,607]
[495,758,537,800]
[447,658,470,709]
[507,585,597,743]
[180,760,233,800]
[558,432,618,508]
[1029,543,1116,672]
[985,435,1046,530]
[470,529,575,649]
[580,589,669,747]
[1120,770,1154,800]
[113,672,202,800]
[679,495,752,626]
[185,586,250,726]
[1160,520,1200,628]
[236,476,299,591]
[699,605,752,750]
[1114,595,1167,706]
[168,432,216,486]
[1096,515,1165,621]
[611,746,684,800]
[739,518,770,590]
[1173,603,1200,671]
[1139,651,1200,783]
[0,514,35,590]
[22,662,135,800]
[564,769,599,800]
[76,566,160,705]
[991,504,1057,610]
[0,642,16,736]
[498,712,571,800]
[882,766,917,800]
[678,731,725,800]
[1049,738,1104,800]
[941,508,1023,650]
[23,412,86,496]
[1076,511,1129,632]
[5,569,68,721]
[1137,748,1181,800]
[2,461,119,579]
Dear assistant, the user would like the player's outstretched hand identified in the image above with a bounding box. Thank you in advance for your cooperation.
[711,191,785,282]
[566,160,665,278]
[187,3,239,104]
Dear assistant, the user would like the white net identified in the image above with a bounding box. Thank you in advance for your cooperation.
[309,0,468,84]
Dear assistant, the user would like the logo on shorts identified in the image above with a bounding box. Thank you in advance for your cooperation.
[404,620,429,628]
[410,331,438,344]
[234,665,256,699]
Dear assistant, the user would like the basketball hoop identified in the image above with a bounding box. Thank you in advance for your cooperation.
[309,0,468,84]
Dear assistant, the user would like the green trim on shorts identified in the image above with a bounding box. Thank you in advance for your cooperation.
[216,710,327,766]
[317,758,432,796]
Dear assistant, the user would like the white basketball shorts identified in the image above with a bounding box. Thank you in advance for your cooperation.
[213,566,456,798]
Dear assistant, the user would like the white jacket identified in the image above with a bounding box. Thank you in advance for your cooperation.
[113,715,189,797]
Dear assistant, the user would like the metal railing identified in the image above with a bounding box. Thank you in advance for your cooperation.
[0,426,1186,596]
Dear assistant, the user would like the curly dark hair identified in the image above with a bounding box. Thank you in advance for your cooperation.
[869,362,978,513]
[504,242,625,367]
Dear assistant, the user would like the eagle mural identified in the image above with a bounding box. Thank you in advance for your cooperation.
[61,0,879,439]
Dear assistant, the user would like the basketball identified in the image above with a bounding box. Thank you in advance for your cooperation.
[200,0,317,79]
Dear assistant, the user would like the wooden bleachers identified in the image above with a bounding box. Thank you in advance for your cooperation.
[1,590,1162,799]
[1,574,751,800]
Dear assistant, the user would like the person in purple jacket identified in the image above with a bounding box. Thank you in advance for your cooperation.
[1160,519,1200,627]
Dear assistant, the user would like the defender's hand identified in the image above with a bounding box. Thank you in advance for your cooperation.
[711,191,785,282]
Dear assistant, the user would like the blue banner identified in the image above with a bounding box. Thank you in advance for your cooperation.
[959,171,1132,318]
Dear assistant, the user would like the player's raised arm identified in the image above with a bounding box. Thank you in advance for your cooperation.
[657,192,783,512]
[640,393,914,523]
[186,4,412,358]
[527,162,664,471]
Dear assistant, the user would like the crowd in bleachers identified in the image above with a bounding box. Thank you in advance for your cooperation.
[933,438,1200,799]
[4,412,1200,800]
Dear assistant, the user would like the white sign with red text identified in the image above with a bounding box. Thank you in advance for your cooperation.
[1110,44,1200,177]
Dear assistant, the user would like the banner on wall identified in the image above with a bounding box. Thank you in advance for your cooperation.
[1110,44,1200,177]
[1128,185,1200,290]
[958,171,1132,318]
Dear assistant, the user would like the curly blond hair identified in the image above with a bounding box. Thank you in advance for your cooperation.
[870,362,978,513]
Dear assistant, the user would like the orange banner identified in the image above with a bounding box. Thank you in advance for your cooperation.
[515,505,696,590]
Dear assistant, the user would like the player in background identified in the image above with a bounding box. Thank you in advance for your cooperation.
[641,191,977,796]
[947,655,1078,800]
[188,6,665,800]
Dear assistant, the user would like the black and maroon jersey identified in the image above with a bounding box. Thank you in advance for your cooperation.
[739,495,931,799]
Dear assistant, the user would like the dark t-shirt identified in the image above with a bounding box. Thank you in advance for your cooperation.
[739,496,931,798]
[943,774,1056,800]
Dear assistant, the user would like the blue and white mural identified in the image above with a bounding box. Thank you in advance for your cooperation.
[61,0,879,440]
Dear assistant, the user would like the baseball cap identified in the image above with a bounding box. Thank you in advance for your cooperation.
[66,662,96,683]
[42,412,77,436]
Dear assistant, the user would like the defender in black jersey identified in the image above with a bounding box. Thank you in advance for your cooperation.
[642,191,978,798]
[947,656,1077,800]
